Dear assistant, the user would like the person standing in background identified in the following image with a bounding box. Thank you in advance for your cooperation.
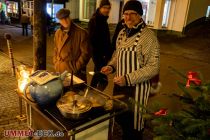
[88,0,113,90]
[20,11,30,36]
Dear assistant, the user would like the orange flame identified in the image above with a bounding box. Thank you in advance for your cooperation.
[18,67,31,93]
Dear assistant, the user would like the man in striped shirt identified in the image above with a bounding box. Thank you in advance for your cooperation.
[101,1,160,140]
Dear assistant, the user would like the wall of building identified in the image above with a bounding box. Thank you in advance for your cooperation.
[106,0,210,32]
[66,0,79,19]
[72,0,210,32]
[153,0,165,29]
[186,0,210,25]
[155,0,210,32]
[116,0,192,32]
[165,0,190,32]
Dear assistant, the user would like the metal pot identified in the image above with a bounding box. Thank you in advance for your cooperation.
[56,91,92,120]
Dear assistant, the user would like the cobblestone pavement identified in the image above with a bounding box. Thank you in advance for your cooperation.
[0,25,30,42]
[0,53,29,140]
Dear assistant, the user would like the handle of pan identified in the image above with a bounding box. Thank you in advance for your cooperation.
[112,94,125,100]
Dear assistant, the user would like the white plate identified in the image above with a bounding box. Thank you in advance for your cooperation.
[63,73,85,86]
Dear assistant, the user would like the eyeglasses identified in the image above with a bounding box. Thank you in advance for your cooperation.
[123,12,138,17]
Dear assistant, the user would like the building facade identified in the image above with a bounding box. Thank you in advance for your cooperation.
[3,0,67,22]
[67,0,210,33]
[3,0,210,33]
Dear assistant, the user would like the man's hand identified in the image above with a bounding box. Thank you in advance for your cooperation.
[113,76,126,87]
[101,66,113,75]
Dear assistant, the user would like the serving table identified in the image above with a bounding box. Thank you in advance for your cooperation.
[16,83,128,140]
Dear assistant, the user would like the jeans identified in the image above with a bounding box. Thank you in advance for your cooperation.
[22,23,28,36]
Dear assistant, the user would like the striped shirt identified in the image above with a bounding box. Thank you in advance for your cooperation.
[109,27,160,85]
[111,25,159,131]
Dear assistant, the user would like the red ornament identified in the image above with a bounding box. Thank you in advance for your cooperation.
[186,71,201,88]
[154,108,167,116]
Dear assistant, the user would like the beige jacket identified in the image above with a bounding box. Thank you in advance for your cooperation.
[20,14,30,24]
[53,22,91,78]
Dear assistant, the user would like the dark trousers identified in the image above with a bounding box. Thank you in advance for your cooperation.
[31,25,33,34]
[47,26,52,36]
[113,85,144,140]
[22,23,28,36]
[92,53,108,72]
[0,11,5,24]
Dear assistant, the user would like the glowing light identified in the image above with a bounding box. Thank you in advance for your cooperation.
[16,65,32,93]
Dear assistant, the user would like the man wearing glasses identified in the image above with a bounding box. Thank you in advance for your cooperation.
[101,1,160,139]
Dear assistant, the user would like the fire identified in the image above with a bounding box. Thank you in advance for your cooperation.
[16,65,32,93]
[18,70,30,93]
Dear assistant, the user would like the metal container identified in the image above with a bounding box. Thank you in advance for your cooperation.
[56,91,92,120]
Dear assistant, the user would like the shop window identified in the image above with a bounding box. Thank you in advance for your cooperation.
[140,1,148,22]
[46,3,64,22]
[206,6,210,18]
[82,0,96,20]
[6,1,19,18]
[138,0,157,26]
[162,0,171,27]
[22,1,33,16]
[144,0,157,26]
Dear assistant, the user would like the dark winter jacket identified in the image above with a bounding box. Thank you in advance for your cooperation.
[88,9,113,62]
[112,19,125,50]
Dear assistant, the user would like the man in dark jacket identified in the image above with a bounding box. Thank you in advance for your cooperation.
[88,0,113,90]
[112,19,124,50]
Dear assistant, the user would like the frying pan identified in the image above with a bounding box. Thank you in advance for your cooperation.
[56,91,92,120]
